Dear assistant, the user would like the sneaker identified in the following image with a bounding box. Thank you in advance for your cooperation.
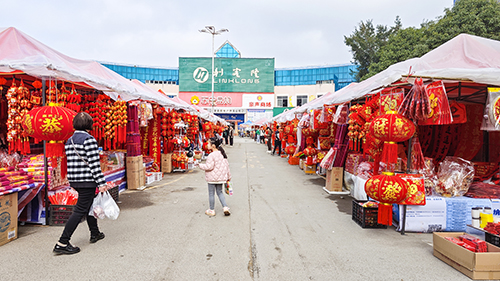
[90,232,105,243]
[223,207,231,216]
[53,242,80,255]
[205,209,215,217]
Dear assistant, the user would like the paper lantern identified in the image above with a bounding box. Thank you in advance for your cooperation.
[22,104,77,157]
[369,112,415,165]
[203,122,213,132]
[285,145,296,155]
[365,173,408,225]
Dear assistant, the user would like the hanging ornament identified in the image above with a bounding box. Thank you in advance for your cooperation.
[22,104,77,157]
[365,172,409,225]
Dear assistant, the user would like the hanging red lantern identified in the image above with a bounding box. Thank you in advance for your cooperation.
[369,112,415,165]
[203,122,213,132]
[365,173,409,225]
[21,104,77,157]
[285,145,296,155]
[303,146,317,156]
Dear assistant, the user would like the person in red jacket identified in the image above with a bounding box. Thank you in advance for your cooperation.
[197,137,231,217]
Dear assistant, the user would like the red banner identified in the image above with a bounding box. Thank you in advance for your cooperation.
[148,117,162,171]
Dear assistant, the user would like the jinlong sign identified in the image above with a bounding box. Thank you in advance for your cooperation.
[179,57,274,93]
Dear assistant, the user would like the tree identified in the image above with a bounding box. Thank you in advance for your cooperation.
[361,0,500,79]
[344,17,401,81]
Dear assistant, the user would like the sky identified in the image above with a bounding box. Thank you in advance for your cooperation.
[1,0,453,69]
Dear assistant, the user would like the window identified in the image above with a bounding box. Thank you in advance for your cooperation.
[296,95,308,107]
[277,96,288,107]
[317,94,323,98]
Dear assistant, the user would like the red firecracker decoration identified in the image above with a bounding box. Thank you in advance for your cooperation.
[22,104,77,157]
[365,173,408,225]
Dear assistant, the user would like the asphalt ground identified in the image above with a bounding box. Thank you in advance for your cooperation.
[2,137,473,281]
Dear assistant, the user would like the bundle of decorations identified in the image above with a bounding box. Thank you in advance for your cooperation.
[434,156,474,197]
[172,153,189,170]
[0,169,33,191]
[6,79,33,154]
[126,104,141,156]
[48,188,78,205]
[465,182,500,199]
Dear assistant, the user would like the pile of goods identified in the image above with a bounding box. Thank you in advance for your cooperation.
[444,234,488,252]
[48,189,78,205]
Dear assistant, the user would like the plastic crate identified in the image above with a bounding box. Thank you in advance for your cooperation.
[49,205,76,226]
[351,200,387,229]
[485,232,500,247]
[108,185,119,202]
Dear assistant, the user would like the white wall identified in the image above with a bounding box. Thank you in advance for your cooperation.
[274,83,334,107]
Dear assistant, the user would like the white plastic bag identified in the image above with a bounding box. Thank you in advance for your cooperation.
[89,191,120,220]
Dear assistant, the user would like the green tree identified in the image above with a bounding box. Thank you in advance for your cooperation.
[362,0,500,79]
[344,17,401,81]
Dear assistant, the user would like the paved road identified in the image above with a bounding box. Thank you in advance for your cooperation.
[3,137,470,280]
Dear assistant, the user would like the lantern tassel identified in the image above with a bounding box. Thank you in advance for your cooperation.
[381,141,398,164]
[378,203,393,225]
[46,141,65,157]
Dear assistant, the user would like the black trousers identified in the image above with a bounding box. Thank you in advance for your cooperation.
[267,137,272,151]
[229,137,234,146]
[272,140,282,155]
[59,187,100,244]
[224,136,229,145]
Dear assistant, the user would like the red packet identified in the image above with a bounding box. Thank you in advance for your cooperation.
[419,81,453,125]
[380,87,404,114]
[399,174,426,205]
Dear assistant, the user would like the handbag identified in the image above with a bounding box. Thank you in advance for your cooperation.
[224,181,233,196]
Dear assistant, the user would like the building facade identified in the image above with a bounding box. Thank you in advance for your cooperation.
[101,42,357,122]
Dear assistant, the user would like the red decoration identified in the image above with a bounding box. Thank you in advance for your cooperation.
[369,112,415,165]
[303,147,317,157]
[22,104,77,157]
[365,173,408,225]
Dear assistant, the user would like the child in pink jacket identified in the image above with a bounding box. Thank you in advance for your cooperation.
[198,137,231,216]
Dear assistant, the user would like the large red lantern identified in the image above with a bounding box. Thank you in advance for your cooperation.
[369,111,415,165]
[203,122,213,132]
[303,146,317,156]
[285,145,296,155]
[365,172,408,225]
[22,104,77,157]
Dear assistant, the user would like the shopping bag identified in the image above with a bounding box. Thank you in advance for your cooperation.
[225,182,233,196]
[89,191,120,220]
[89,193,105,220]
[102,191,120,220]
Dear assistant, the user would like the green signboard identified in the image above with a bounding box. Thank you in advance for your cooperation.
[273,107,294,117]
[179,57,274,93]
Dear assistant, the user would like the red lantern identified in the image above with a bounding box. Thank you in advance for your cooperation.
[303,147,317,156]
[22,104,77,157]
[203,122,213,132]
[369,112,415,165]
[305,136,315,146]
[365,173,408,225]
[285,145,296,155]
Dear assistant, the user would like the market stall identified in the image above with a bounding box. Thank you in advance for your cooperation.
[0,27,224,244]
[263,34,500,239]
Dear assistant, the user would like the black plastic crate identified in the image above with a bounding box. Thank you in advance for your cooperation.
[49,205,76,226]
[351,200,387,229]
[109,185,119,202]
[485,232,500,247]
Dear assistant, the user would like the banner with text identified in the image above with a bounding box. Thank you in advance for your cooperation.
[242,94,274,109]
[179,57,275,93]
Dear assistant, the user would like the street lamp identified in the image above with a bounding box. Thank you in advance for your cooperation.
[199,26,229,113]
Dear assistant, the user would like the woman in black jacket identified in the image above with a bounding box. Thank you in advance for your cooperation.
[53,112,110,255]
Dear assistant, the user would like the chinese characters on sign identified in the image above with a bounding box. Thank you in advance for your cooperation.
[199,96,232,106]
[249,102,271,107]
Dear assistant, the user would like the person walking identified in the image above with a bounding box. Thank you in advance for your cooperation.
[53,112,110,255]
[266,127,272,152]
[197,137,231,217]
[228,126,234,146]
[256,128,261,143]
[223,128,229,145]
[272,126,282,156]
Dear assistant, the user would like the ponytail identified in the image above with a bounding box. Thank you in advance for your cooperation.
[218,146,228,159]
[209,137,228,159]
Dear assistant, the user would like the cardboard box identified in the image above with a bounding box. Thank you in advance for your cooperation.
[152,172,163,182]
[161,153,172,174]
[299,159,304,170]
[304,164,316,174]
[127,168,145,190]
[126,156,143,172]
[326,167,344,192]
[0,193,18,246]
[145,174,155,185]
[433,232,500,280]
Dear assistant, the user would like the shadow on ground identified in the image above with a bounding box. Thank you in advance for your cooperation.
[118,191,154,210]
[327,194,352,216]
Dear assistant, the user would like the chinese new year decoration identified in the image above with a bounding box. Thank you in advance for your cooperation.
[365,172,409,225]
[22,103,77,157]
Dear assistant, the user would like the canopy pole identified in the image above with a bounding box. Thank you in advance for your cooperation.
[42,78,49,225]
